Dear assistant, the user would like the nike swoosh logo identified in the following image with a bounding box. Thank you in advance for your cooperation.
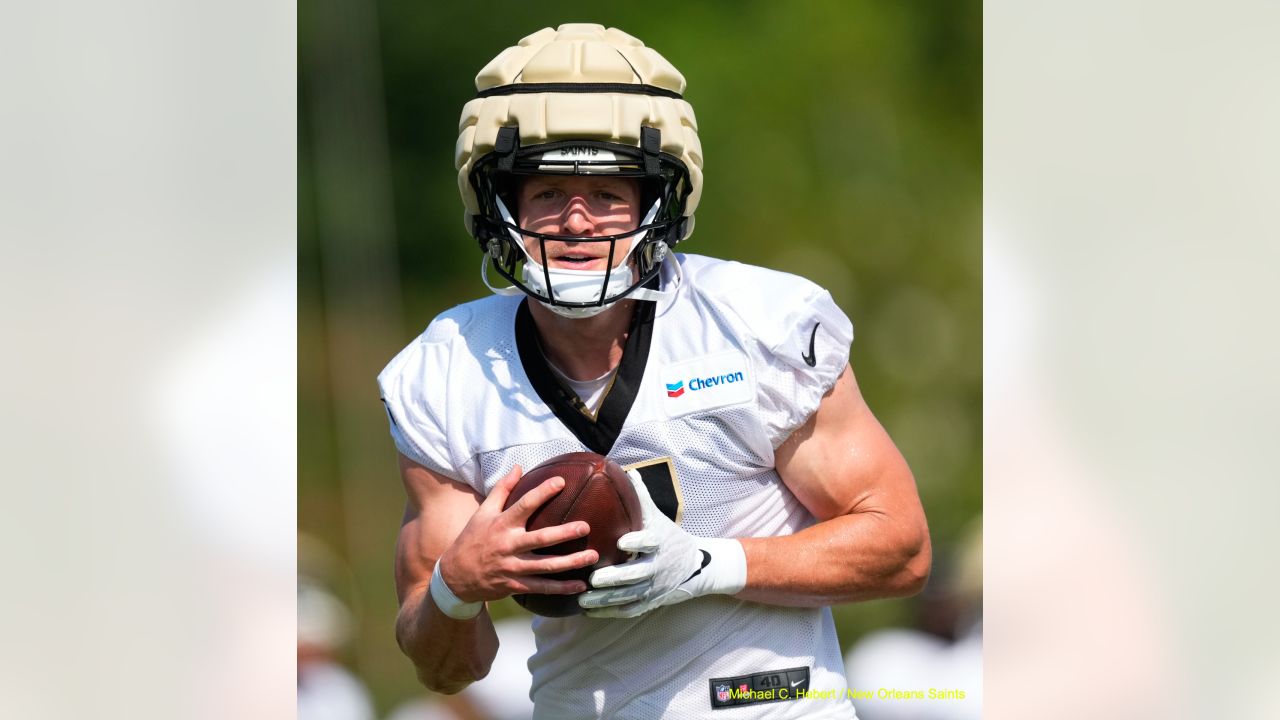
[801,322,821,367]
[681,550,712,585]
[791,679,805,688]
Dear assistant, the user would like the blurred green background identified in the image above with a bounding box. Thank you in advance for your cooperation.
[300,0,980,713]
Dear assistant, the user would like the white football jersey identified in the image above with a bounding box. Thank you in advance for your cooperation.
[379,254,858,719]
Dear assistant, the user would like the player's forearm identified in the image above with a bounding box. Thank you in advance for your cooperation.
[395,585,498,694]
[735,511,930,606]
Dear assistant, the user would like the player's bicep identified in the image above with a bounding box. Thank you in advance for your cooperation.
[394,452,482,604]
[774,364,916,522]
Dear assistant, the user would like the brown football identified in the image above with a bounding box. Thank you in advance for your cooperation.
[502,452,643,617]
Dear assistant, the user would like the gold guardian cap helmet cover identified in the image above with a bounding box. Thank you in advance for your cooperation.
[455,24,705,317]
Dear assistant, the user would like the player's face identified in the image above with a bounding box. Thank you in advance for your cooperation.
[517,175,642,273]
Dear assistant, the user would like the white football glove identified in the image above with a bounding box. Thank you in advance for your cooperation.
[579,469,747,618]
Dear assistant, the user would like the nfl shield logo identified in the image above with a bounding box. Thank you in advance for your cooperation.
[716,684,732,702]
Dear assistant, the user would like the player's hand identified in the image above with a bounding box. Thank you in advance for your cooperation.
[438,465,600,604]
[578,469,746,618]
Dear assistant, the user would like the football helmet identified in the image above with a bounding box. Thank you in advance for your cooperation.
[456,24,704,317]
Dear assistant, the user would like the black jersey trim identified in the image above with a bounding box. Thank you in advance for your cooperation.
[514,292,656,456]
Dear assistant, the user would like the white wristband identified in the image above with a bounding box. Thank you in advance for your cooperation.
[430,560,483,620]
[698,537,748,596]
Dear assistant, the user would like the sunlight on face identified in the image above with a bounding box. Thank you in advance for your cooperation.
[517,175,642,272]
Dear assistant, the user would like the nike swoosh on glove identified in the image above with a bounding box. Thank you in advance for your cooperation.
[578,469,747,618]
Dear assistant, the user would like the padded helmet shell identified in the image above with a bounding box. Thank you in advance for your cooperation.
[455,24,703,241]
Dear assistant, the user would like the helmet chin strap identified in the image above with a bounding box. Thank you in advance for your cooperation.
[483,196,682,315]
[479,253,524,297]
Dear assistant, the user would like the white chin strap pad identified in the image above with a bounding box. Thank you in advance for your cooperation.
[494,195,526,247]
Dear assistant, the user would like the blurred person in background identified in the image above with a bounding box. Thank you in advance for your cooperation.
[843,519,981,720]
[378,23,930,719]
[298,577,376,720]
[386,617,536,720]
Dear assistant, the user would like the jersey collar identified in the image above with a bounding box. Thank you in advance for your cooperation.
[514,282,656,455]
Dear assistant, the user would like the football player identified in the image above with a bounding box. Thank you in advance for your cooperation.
[380,24,930,719]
